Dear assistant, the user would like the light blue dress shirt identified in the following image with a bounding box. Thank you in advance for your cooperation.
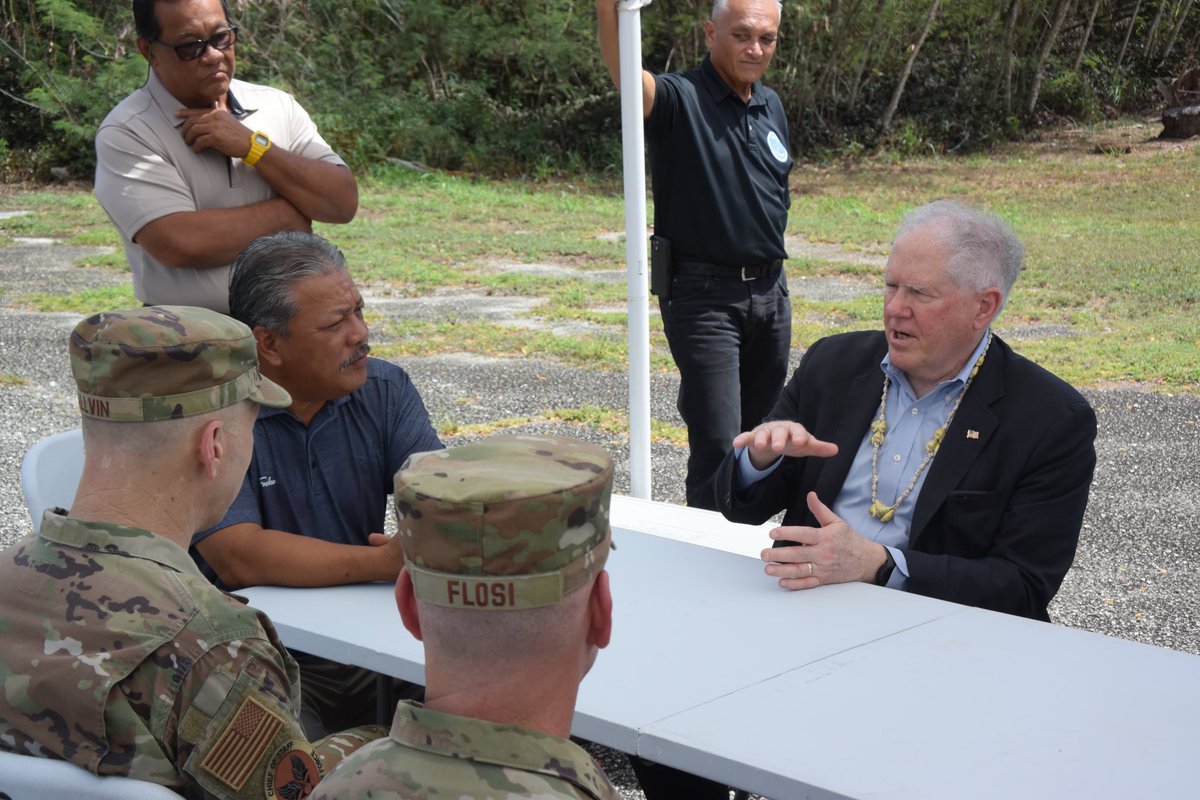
[738,331,991,589]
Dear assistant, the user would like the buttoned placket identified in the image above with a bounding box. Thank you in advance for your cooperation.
[875,381,962,507]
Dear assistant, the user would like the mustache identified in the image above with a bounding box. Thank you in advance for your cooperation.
[340,343,371,370]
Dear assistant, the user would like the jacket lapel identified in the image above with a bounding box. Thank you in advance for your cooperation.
[814,352,885,504]
[908,337,1007,545]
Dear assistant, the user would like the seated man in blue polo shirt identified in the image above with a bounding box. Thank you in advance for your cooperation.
[191,231,442,735]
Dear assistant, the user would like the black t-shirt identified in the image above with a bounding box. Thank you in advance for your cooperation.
[647,55,792,268]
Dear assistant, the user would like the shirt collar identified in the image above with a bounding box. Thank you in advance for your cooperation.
[881,328,992,394]
[37,509,204,576]
[227,86,249,117]
[699,54,766,107]
[388,701,611,795]
[257,403,291,420]
[144,69,254,130]
[254,392,351,422]
[255,359,368,423]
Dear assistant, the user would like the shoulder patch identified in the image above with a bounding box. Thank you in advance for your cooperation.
[201,695,286,790]
[265,740,324,800]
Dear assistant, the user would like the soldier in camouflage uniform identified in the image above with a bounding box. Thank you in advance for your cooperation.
[310,435,622,800]
[0,305,383,799]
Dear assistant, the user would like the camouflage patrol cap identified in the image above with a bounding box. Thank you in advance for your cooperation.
[70,305,291,422]
[394,435,613,611]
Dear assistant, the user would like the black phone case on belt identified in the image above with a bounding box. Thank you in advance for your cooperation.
[650,234,671,300]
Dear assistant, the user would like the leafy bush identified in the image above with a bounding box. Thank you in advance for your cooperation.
[1040,70,1102,122]
[1,0,1196,176]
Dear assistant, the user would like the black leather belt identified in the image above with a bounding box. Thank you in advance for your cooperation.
[674,259,783,281]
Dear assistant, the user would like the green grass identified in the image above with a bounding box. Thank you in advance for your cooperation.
[333,167,627,290]
[17,285,138,312]
[437,404,687,445]
[0,189,119,246]
[2,125,1197,392]
[782,134,1200,391]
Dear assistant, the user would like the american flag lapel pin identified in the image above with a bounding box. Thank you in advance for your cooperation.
[966,429,980,440]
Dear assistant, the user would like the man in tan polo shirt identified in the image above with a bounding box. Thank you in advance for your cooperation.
[94,0,357,313]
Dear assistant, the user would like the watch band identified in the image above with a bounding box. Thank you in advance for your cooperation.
[874,547,896,586]
[243,131,271,167]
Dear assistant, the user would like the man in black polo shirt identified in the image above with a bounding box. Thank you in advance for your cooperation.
[598,0,793,512]
[598,5,789,797]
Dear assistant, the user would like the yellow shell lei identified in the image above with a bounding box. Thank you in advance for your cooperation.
[868,332,992,523]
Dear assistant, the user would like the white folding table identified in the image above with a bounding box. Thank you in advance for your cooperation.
[240,501,1200,799]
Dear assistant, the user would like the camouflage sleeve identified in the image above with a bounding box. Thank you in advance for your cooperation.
[312,725,387,772]
[170,640,328,800]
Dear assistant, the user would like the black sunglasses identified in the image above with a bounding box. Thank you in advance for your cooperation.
[153,26,237,62]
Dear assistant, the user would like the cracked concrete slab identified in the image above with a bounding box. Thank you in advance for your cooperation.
[486,259,627,284]
[785,234,888,266]
[789,274,880,301]
[0,243,124,299]
[363,288,541,323]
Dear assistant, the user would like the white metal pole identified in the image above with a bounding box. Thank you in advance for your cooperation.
[617,1,652,499]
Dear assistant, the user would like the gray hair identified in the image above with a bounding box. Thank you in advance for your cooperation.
[894,200,1024,302]
[228,232,347,335]
[712,0,783,19]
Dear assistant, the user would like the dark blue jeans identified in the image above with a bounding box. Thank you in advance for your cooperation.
[660,267,791,509]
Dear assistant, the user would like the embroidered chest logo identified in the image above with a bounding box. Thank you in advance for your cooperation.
[259,476,277,488]
[766,130,788,163]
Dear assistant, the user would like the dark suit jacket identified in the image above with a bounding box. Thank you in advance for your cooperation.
[712,331,1097,621]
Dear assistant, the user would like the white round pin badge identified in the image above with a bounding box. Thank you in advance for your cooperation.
[767,130,788,163]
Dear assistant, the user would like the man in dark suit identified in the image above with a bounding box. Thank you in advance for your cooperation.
[711,200,1097,621]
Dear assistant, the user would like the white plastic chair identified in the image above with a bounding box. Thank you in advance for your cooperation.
[18,427,84,529]
[0,749,182,799]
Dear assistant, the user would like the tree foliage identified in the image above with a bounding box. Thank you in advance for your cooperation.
[1,0,1197,178]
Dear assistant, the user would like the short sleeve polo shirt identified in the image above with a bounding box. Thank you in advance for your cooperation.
[94,71,345,313]
[191,359,442,586]
[646,55,792,268]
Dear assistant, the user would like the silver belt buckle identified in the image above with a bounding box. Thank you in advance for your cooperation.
[741,267,754,282]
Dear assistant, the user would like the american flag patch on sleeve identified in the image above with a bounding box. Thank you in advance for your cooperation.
[201,695,286,790]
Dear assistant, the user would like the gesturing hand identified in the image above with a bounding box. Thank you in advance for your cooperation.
[732,420,838,470]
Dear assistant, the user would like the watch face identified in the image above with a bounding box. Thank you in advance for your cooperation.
[254,133,269,146]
